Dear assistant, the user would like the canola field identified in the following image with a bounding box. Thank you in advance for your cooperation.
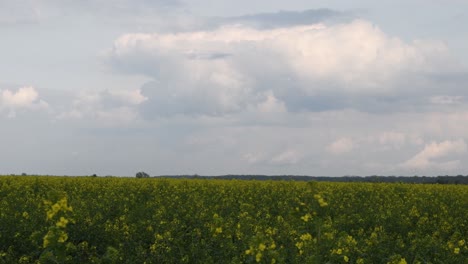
[0,176,466,263]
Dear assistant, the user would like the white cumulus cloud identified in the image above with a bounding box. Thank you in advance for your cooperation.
[256,91,287,113]
[107,20,457,117]
[108,89,148,105]
[401,139,467,170]
[270,149,302,165]
[0,86,48,117]
[56,88,146,124]
[326,137,355,155]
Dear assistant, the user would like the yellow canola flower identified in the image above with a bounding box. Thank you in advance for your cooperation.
[301,213,312,222]
[59,197,72,211]
[344,256,349,262]
[43,233,51,248]
[22,211,29,219]
[245,246,254,255]
[300,233,312,241]
[255,252,262,262]
[318,198,328,207]
[258,243,266,251]
[454,247,460,254]
[58,232,68,243]
[52,204,61,213]
[56,217,69,228]
[295,241,303,250]
[313,194,328,207]
[45,197,73,221]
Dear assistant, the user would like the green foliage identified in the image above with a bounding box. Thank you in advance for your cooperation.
[0,176,466,263]
[135,172,150,178]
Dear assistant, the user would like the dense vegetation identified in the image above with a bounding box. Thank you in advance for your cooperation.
[0,176,466,263]
[156,175,468,184]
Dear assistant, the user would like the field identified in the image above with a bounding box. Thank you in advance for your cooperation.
[0,176,466,263]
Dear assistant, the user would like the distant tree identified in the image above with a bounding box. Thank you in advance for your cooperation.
[136,172,150,178]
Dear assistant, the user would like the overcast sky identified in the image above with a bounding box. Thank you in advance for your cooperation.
[1,0,468,176]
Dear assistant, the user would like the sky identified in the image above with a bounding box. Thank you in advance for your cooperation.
[1,0,468,176]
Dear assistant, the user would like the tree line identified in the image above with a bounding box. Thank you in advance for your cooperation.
[150,174,468,184]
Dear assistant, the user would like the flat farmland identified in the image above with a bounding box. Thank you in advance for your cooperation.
[0,176,466,263]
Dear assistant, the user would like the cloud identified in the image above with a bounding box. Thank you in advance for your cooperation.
[430,95,464,105]
[326,138,355,155]
[215,9,347,29]
[0,0,181,27]
[48,0,181,16]
[1,86,39,107]
[0,86,48,117]
[95,107,139,124]
[56,88,146,124]
[270,149,302,165]
[401,139,467,170]
[256,91,287,113]
[243,152,266,165]
[0,1,40,26]
[106,89,148,106]
[378,131,406,149]
[243,149,302,166]
[107,20,460,117]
